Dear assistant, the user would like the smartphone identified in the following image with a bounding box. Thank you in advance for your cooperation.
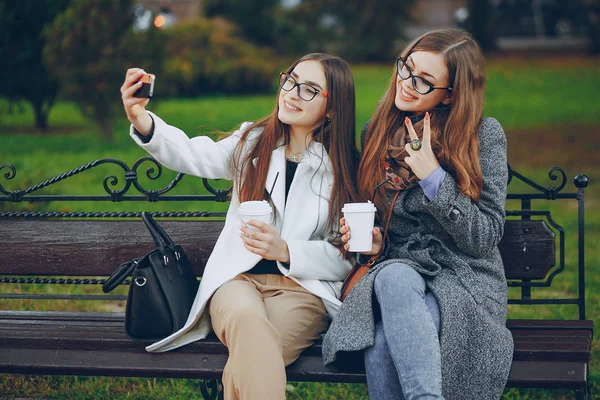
[133,73,155,98]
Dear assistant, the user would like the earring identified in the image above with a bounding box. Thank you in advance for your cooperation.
[443,99,450,105]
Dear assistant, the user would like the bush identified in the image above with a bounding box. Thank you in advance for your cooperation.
[160,18,278,97]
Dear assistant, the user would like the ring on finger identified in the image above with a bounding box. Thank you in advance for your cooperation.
[410,139,422,151]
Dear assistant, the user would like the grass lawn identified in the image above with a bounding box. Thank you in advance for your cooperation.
[0,55,599,399]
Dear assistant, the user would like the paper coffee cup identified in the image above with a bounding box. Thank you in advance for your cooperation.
[342,202,377,252]
[238,200,273,230]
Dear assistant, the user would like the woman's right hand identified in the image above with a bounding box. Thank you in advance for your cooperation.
[340,217,383,255]
[120,68,153,135]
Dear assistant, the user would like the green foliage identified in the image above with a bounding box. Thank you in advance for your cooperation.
[202,0,415,61]
[0,0,71,130]
[285,0,416,61]
[204,0,280,47]
[160,18,278,97]
[43,0,166,141]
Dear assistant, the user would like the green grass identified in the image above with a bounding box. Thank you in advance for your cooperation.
[1,56,599,399]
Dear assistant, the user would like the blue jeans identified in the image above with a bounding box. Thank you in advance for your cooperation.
[364,263,443,400]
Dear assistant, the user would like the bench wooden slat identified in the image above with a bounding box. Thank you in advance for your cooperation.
[499,220,556,280]
[1,219,560,281]
[0,310,124,322]
[0,347,589,388]
[0,312,592,370]
[1,318,591,347]
[507,319,594,331]
[0,220,224,276]
[506,361,588,389]
[0,347,229,380]
[511,329,592,338]
[2,328,590,362]
[4,311,592,329]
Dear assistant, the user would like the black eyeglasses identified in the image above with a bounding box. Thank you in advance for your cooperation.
[279,72,329,101]
[396,58,453,95]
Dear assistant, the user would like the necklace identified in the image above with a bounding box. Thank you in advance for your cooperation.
[287,146,302,162]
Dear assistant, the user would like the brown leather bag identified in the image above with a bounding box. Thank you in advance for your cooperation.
[339,191,400,301]
[340,257,376,301]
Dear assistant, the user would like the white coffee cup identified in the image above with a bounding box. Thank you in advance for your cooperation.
[238,200,273,230]
[342,202,377,252]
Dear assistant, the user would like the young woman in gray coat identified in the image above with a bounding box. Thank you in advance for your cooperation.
[322,29,514,399]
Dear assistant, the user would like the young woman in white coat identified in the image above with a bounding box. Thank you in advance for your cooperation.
[120,53,359,400]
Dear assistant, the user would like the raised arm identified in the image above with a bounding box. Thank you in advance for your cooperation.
[130,112,252,180]
[121,67,253,180]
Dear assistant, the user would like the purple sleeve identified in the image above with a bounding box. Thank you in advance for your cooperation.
[419,166,447,201]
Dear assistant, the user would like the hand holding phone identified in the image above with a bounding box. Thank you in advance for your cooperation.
[121,69,154,135]
[133,73,155,98]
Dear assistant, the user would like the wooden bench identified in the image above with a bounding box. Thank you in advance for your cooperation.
[0,158,593,399]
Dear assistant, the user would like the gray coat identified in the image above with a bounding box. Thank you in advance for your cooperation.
[322,118,514,400]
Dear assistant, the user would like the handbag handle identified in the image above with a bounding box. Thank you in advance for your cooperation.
[102,258,138,293]
[141,212,178,258]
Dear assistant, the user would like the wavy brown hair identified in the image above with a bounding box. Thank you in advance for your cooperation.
[230,53,359,248]
[358,29,485,221]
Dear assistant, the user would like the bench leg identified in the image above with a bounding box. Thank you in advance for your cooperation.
[200,379,223,400]
[575,387,590,400]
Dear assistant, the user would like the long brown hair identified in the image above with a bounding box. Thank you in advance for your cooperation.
[230,53,359,246]
[358,29,485,221]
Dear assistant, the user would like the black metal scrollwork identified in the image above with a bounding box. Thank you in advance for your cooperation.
[203,178,233,202]
[200,379,223,400]
[507,164,569,199]
[0,157,233,205]
[0,164,18,199]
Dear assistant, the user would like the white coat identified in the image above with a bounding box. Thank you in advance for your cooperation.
[130,112,353,353]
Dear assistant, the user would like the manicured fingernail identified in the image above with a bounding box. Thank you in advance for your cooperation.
[404,117,410,125]
[425,112,430,121]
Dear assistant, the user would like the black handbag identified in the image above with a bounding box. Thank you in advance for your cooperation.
[102,212,200,341]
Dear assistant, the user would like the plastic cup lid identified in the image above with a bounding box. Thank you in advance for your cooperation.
[342,201,377,213]
[238,200,272,215]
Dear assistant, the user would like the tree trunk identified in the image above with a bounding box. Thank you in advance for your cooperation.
[32,101,49,132]
[586,1,600,54]
[97,116,114,142]
[467,0,497,52]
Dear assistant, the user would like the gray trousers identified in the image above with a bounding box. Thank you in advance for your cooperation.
[364,263,444,400]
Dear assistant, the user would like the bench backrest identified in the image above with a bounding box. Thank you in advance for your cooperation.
[0,159,589,318]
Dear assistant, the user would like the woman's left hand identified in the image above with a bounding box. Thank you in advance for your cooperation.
[404,112,440,180]
[240,220,290,263]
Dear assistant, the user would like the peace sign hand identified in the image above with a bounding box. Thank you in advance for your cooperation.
[403,112,440,180]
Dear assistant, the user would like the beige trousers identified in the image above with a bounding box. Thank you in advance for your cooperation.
[209,273,327,400]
